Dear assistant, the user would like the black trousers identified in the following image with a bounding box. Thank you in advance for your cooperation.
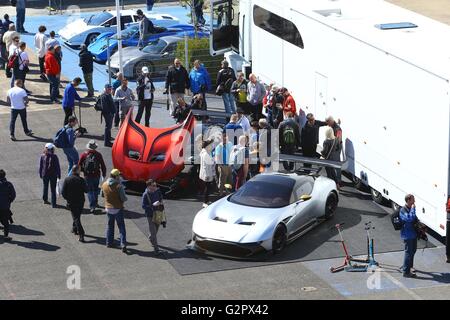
[135,99,153,127]
[114,101,120,127]
[302,147,319,168]
[0,209,11,237]
[38,57,45,75]
[250,102,263,121]
[70,205,85,236]
[63,108,73,126]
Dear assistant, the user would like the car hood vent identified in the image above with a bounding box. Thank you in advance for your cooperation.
[238,221,255,226]
[214,216,227,223]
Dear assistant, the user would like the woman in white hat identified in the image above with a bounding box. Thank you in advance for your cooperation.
[135,66,155,127]
[38,143,61,208]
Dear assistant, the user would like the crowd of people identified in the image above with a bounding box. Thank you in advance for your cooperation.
[0,6,439,272]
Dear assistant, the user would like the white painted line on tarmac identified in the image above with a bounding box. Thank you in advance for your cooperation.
[382,270,423,300]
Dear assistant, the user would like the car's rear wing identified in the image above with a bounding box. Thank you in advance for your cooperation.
[279,154,345,176]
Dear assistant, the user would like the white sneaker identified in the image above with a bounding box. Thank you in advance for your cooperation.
[202,203,209,208]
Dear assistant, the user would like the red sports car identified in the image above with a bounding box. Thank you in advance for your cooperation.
[112,108,227,190]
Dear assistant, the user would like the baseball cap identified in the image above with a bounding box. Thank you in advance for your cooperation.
[110,169,121,177]
[45,143,55,149]
[104,83,112,89]
[142,66,149,74]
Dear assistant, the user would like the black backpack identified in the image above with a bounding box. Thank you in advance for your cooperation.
[391,207,404,231]
[94,95,103,112]
[84,153,99,175]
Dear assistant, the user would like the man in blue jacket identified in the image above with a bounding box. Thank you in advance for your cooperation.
[62,77,82,125]
[0,169,16,241]
[400,194,418,278]
[189,61,209,109]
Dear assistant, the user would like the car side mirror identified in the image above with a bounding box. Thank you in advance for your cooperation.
[300,195,312,201]
[162,52,169,57]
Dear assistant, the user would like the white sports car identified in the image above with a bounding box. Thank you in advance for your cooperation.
[188,172,338,258]
[58,10,180,48]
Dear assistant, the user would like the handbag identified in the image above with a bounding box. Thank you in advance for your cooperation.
[152,210,166,225]
[216,84,224,96]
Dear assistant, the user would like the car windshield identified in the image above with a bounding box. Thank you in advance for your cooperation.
[229,176,295,208]
[142,39,169,53]
[85,12,113,26]
[121,26,139,38]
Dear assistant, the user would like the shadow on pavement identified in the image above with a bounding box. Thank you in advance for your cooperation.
[9,224,45,236]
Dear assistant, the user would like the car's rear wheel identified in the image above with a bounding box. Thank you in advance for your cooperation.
[134,60,155,78]
[324,192,338,219]
[272,224,287,254]
[85,33,99,45]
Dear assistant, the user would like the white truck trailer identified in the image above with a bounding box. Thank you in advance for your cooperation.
[209,0,450,240]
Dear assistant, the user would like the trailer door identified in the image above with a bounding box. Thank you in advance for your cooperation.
[210,0,239,56]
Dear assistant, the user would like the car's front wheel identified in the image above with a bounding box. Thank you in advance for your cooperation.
[134,60,155,79]
[85,33,99,45]
[324,192,338,219]
[272,224,287,254]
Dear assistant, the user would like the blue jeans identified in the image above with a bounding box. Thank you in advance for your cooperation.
[16,8,25,32]
[63,147,79,175]
[222,92,236,114]
[47,75,59,101]
[402,238,417,274]
[86,176,100,209]
[10,108,30,136]
[42,175,57,206]
[106,210,127,247]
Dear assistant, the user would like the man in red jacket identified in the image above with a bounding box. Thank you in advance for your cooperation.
[281,88,297,119]
[78,140,106,213]
[45,46,61,103]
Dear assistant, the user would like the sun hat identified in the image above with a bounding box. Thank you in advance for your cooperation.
[86,140,98,150]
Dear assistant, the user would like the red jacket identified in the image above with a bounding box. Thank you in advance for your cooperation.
[45,52,60,76]
[78,150,107,178]
[282,94,296,115]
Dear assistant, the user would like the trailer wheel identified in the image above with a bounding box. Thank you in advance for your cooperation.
[371,188,385,205]
[391,201,401,212]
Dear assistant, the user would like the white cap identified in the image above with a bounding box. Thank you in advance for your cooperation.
[45,143,55,149]
[142,66,149,74]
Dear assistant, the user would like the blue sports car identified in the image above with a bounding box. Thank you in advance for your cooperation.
[88,24,198,63]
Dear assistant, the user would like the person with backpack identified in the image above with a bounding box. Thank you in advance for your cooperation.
[78,140,106,213]
[135,66,155,127]
[62,77,82,125]
[142,179,165,255]
[3,24,19,58]
[231,135,250,191]
[0,169,16,242]
[199,139,216,208]
[216,60,236,114]
[39,143,61,208]
[61,165,87,243]
[54,116,80,176]
[10,41,29,93]
[45,45,61,103]
[78,44,95,98]
[399,194,419,278]
[321,127,340,186]
[102,169,128,253]
[279,112,301,170]
[97,83,116,147]
[34,25,47,81]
